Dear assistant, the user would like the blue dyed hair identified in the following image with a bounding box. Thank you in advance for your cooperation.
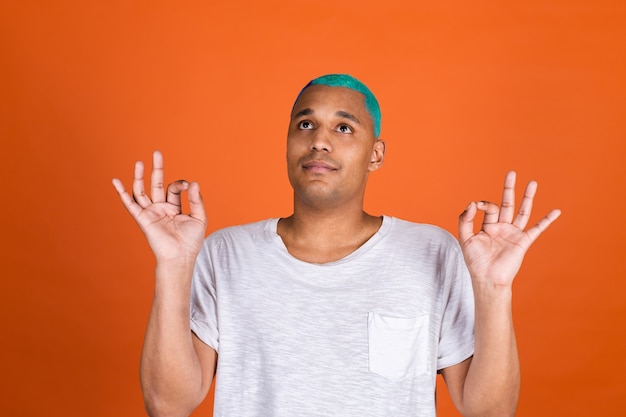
[294,74,382,138]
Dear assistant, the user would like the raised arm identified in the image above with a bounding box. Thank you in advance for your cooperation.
[442,171,561,417]
[112,151,216,417]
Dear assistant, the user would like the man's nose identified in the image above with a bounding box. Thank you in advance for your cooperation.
[310,128,332,152]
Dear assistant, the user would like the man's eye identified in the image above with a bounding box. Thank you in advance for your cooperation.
[337,124,352,133]
[298,121,313,129]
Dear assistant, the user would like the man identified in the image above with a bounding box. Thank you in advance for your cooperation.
[112,74,561,417]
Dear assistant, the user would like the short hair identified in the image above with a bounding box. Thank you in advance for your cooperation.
[294,74,382,138]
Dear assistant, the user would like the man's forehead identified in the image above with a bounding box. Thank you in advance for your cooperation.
[292,74,382,137]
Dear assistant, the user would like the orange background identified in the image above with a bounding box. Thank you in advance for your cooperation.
[1,1,625,416]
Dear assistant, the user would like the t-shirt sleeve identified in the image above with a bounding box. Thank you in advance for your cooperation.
[190,239,220,352]
[437,242,475,371]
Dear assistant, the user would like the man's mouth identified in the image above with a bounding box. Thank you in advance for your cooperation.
[302,160,337,173]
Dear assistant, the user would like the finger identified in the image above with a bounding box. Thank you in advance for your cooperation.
[151,150,166,203]
[513,180,537,229]
[526,208,561,243]
[112,178,143,219]
[499,171,516,223]
[132,160,151,207]
[478,201,500,225]
[166,180,189,209]
[187,181,208,225]
[458,202,477,245]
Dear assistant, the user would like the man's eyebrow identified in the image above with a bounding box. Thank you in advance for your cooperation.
[292,108,361,125]
[336,111,361,125]
[293,108,313,119]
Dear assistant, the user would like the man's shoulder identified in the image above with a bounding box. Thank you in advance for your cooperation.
[204,218,277,244]
[386,216,458,245]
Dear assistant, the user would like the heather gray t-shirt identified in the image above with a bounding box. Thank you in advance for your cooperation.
[191,216,474,417]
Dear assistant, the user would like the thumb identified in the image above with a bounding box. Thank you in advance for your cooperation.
[458,202,476,245]
[187,181,207,225]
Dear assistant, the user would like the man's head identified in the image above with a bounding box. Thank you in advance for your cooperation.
[294,74,382,138]
[286,75,385,210]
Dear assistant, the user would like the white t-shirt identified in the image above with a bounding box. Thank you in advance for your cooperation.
[191,216,474,417]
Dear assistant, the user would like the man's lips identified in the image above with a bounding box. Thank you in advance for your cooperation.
[302,159,338,172]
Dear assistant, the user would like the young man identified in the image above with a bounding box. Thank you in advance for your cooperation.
[112,74,560,417]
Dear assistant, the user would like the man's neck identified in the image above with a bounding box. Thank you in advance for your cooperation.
[277,205,382,264]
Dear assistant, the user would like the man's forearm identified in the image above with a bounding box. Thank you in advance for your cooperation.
[461,282,520,417]
[140,261,208,417]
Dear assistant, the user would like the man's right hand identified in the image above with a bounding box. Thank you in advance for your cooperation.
[112,150,207,263]
[113,151,215,415]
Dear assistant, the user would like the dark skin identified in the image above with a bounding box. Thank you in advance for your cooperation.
[112,84,560,417]
[278,85,385,263]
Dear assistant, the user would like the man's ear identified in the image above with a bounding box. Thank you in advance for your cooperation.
[368,139,386,172]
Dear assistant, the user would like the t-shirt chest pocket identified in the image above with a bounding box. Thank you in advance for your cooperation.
[367,312,430,380]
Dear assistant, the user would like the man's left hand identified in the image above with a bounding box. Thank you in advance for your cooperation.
[459,171,561,286]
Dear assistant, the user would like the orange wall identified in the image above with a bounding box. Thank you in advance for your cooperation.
[1,1,624,416]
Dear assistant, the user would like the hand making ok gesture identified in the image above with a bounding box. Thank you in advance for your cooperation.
[112,151,207,263]
[459,171,561,286]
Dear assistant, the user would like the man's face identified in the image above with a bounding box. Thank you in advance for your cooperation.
[286,85,384,209]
